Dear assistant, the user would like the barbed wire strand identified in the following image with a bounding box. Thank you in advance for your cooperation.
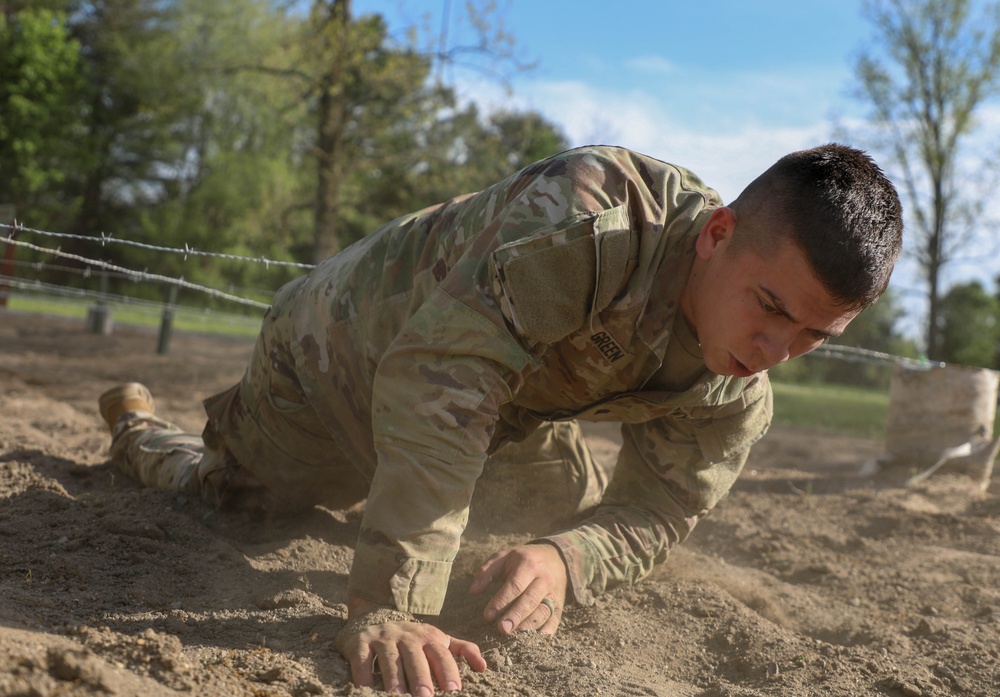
[811,343,943,370]
[1,221,316,271]
[1,235,270,310]
[3,257,280,300]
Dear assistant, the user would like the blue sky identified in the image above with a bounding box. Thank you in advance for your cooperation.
[353,1,1000,338]
[355,0,872,202]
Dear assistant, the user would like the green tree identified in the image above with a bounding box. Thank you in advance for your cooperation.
[852,0,1000,360]
[938,280,1000,367]
[66,0,198,239]
[303,1,446,258]
[352,105,569,238]
[237,0,536,260]
[123,0,564,296]
[47,0,289,301]
[0,8,83,218]
[136,0,311,295]
[437,107,570,194]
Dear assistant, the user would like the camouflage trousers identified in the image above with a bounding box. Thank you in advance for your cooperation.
[108,400,609,535]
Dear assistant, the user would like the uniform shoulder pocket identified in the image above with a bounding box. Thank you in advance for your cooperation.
[491,205,633,344]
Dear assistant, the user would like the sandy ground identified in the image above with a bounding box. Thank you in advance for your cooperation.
[1,310,999,697]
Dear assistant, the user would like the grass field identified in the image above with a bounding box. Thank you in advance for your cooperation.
[770,381,889,439]
[5,295,262,339]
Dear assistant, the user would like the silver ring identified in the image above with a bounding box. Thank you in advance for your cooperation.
[540,598,556,615]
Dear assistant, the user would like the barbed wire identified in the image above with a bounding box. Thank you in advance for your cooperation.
[2,257,280,300]
[1,234,271,310]
[810,343,943,370]
[3,258,101,277]
[1,221,316,271]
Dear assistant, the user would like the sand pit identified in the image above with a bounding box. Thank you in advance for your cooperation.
[2,311,998,696]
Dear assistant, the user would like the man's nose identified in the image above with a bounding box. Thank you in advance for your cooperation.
[754,331,792,367]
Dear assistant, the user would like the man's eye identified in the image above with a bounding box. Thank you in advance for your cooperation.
[758,298,778,314]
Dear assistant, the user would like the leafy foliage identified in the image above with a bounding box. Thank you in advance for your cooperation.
[0,8,83,216]
[2,0,568,307]
[937,280,1000,368]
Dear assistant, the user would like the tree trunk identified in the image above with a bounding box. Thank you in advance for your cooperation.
[927,264,941,360]
[312,0,350,263]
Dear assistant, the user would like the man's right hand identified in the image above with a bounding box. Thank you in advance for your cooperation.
[336,597,487,695]
[469,542,568,635]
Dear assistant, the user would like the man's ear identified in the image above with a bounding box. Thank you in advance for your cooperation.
[695,207,736,260]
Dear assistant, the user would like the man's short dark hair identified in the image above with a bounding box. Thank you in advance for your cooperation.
[730,143,903,311]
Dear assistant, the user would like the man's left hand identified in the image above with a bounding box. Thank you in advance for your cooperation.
[469,543,567,635]
[337,599,486,694]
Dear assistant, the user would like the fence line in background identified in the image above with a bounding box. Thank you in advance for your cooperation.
[1,221,936,369]
[0,222,316,271]
[0,275,264,329]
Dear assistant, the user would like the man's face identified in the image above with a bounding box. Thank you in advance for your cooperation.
[681,208,859,378]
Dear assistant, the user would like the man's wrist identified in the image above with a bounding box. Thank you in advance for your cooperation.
[336,601,419,653]
[344,606,417,626]
[347,595,384,619]
[346,595,417,625]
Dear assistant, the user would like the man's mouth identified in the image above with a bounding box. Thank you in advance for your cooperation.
[728,354,757,378]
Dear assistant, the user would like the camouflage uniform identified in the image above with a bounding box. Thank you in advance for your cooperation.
[109,145,772,616]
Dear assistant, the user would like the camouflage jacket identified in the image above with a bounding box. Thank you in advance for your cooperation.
[274,146,772,614]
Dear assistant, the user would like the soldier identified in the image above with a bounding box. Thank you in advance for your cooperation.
[98,143,902,696]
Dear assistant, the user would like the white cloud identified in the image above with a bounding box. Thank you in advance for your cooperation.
[489,78,834,201]
[624,55,678,76]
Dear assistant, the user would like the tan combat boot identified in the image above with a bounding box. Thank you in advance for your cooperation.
[98,382,155,432]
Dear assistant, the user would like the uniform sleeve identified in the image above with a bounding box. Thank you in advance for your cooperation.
[347,157,633,614]
[540,374,772,605]
[348,288,532,614]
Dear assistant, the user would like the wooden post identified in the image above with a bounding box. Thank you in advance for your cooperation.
[0,204,17,309]
[157,285,178,355]
[86,272,114,334]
